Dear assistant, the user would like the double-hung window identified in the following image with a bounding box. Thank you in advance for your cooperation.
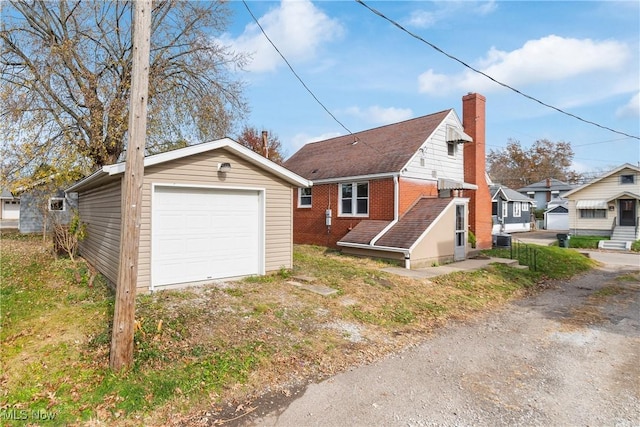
[298,187,312,207]
[340,182,368,216]
[513,202,521,218]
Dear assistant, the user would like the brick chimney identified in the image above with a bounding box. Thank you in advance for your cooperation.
[462,93,493,249]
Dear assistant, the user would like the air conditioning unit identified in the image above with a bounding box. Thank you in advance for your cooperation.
[493,234,512,248]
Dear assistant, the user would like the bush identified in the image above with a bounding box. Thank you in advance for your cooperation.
[52,210,86,261]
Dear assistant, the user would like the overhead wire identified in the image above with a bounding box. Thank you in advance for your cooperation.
[241,0,353,136]
[355,0,640,141]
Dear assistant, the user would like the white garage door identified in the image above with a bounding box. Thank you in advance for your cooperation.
[546,213,569,230]
[152,186,263,288]
[2,200,20,219]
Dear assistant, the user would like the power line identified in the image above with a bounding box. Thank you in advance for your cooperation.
[355,0,640,141]
[241,0,353,136]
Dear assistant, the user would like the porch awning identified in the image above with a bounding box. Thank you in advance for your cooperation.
[576,199,607,209]
[438,178,478,190]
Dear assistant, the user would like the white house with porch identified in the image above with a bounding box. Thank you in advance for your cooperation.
[563,163,639,250]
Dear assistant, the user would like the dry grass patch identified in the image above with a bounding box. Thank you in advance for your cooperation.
[1,240,582,426]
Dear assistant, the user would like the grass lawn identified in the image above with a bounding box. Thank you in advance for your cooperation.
[1,232,596,425]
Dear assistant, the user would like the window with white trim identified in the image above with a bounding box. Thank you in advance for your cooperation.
[340,182,368,216]
[49,197,65,211]
[522,202,529,212]
[580,209,606,219]
[513,202,521,217]
[620,174,635,184]
[298,187,312,207]
[447,141,456,156]
[501,201,508,218]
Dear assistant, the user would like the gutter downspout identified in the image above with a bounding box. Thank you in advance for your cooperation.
[369,174,411,268]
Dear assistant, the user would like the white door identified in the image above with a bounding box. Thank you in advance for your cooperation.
[152,186,262,288]
[2,200,20,219]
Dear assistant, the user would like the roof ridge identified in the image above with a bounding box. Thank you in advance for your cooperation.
[301,109,453,147]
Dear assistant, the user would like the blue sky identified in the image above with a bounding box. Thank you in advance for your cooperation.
[220,0,639,174]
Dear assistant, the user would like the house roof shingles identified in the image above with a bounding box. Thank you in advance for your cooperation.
[376,197,452,249]
[284,110,452,181]
[340,197,452,250]
[338,220,392,245]
[517,178,575,193]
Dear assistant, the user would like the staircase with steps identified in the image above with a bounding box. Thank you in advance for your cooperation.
[598,226,638,251]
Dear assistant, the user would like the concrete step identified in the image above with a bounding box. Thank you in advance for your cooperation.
[598,240,630,251]
[611,226,638,241]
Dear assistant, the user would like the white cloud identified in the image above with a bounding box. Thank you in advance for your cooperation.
[616,92,640,118]
[475,0,498,16]
[418,35,631,95]
[290,131,342,151]
[407,10,437,28]
[342,105,413,125]
[220,0,343,73]
[406,1,497,29]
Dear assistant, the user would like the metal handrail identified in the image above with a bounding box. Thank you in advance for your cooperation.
[509,238,538,272]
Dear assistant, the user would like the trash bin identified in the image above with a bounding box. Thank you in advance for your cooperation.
[556,233,570,248]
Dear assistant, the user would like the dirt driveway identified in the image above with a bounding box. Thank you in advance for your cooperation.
[245,254,640,426]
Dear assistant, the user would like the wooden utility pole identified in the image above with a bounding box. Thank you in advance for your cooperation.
[110,0,152,371]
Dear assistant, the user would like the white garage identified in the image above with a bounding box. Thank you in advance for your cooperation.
[151,185,263,289]
[68,138,311,293]
[544,205,569,230]
[2,199,20,219]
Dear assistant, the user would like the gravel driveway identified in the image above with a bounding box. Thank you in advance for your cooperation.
[246,253,640,427]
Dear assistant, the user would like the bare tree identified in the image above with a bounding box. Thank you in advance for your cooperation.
[487,138,582,188]
[236,126,286,165]
[1,0,248,178]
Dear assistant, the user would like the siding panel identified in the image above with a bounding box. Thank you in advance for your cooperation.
[78,179,122,285]
[139,148,293,291]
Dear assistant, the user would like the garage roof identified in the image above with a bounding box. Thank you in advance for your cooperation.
[68,138,312,193]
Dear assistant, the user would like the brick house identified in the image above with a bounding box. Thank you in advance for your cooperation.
[284,93,492,268]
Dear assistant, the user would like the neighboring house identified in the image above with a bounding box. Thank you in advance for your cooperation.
[67,138,311,293]
[18,189,78,234]
[284,93,493,268]
[544,198,569,230]
[1,188,20,220]
[518,178,576,209]
[563,163,640,248]
[490,184,535,234]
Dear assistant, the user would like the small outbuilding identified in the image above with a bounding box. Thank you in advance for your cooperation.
[67,138,311,292]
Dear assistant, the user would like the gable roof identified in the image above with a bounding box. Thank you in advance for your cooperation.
[563,163,640,198]
[490,185,533,203]
[68,138,311,193]
[517,178,575,193]
[284,110,460,181]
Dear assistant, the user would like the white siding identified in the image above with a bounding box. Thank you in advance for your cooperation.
[404,111,465,183]
[568,167,640,233]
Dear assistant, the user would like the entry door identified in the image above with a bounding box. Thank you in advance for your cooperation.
[454,204,466,261]
[619,199,636,226]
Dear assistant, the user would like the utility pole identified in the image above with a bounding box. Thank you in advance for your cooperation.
[110,0,152,371]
